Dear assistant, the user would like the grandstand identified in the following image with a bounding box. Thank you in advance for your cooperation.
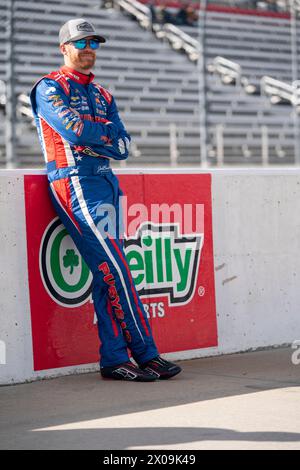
[0,0,300,166]
[182,6,300,164]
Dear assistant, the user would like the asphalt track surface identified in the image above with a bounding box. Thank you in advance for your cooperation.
[0,348,299,450]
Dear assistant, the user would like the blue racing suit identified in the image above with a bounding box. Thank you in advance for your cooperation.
[30,65,158,367]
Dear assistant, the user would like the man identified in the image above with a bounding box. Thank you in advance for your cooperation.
[30,18,182,382]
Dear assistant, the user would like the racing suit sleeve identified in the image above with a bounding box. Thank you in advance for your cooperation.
[107,96,132,157]
[107,96,131,141]
[34,79,120,146]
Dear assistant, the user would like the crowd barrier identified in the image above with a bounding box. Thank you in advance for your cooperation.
[0,168,299,384]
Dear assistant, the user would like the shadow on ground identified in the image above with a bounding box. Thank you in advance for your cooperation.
[0,347,299,449]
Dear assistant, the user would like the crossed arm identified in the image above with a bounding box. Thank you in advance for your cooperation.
[35,79,131,159]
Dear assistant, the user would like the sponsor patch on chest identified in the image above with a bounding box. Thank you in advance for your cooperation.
[69,91,108,117]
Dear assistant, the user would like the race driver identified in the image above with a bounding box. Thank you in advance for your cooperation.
[30,18,182,382]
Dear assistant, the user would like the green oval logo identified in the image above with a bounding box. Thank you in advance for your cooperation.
[40,218,92,307]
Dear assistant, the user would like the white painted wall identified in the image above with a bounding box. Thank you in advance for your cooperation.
[212,172,300,354]
[1,168,300,384]
[0,175,34,384]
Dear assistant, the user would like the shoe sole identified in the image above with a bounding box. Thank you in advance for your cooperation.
[144,366,182,380]
[101,376,157,382]
[157,368,182,380]
[101,372,157,382]
[100,363,157,382]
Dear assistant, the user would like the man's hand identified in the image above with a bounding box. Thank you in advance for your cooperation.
[118,136,131,155]
[105,121,119,140]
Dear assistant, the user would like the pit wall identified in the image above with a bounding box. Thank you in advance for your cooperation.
[0,168,299,384]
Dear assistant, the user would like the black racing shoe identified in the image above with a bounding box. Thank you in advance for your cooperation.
[139,356,182,380]
[100,361,157,382]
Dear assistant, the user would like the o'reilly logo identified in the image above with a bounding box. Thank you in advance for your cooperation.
[124,223,203,306]
[40,219,203,309]
[40,218,92,307]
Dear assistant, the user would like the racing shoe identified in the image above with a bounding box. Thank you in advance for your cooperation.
[100,361,157,382]
[139,356,182,380]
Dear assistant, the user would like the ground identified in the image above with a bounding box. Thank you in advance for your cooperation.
[0,347,299,450]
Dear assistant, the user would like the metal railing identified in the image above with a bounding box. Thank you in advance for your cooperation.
[261,76,300,108]
[160,23,199,62]
[208,56,261,95]
[208,56,242,86]
[116,0,199,62]
[207,57,300,165]
[17,93,34,121]
[294,0,300,12]
[210,124,293,166]
[117,0,151,29]
[208,56,300,105]
[0,80,5,107]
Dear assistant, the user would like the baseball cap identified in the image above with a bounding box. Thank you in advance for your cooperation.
[59,18,106,45]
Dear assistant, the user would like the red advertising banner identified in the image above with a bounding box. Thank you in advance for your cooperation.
[24,173,217,371]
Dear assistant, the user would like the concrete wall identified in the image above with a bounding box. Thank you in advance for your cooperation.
[212,170,300,354]
[1,168,300,384]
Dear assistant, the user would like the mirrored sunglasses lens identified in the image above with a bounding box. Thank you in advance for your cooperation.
[90,40,100,49]
[74,40,86,49]
[72,40,99,49]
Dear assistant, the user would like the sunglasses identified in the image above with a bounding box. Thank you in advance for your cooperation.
[70,39,100,50]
